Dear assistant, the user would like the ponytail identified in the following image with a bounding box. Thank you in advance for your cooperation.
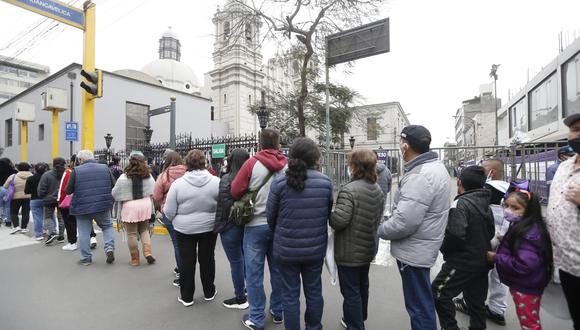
[286,158,308,191]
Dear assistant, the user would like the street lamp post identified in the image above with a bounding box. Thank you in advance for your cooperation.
[349,136,356,150]
[143,126,153,161]
[490,64,500,146]
[257,104,269,131]
[104,133,113,163]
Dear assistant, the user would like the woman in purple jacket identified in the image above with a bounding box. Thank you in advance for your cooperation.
[487,188,553,330]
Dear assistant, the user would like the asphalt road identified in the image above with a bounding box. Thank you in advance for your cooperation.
[0,225,573,330]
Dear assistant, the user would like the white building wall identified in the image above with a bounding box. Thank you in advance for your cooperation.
[0,64,211,163]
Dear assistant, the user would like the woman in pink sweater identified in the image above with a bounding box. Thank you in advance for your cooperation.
[153,151,187,285]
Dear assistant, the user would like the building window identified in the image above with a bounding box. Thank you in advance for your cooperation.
[39,124,44,141]
[563,52,580,117]
[125,102,150,150]
[5,119,12,147]
[528,73,558,130]
[367,117,378,140]
[509,98,527,137]
[224,94,227,105]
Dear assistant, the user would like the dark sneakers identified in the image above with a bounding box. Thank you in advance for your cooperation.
[486,305,506,326]
[269,309,283,324]
[105,250,115,264]
[454,298,506,326]
[172,278,180,287]
[45,234,57,245]
[223,296,249,309]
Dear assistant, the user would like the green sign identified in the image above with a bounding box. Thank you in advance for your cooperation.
[211,143,226,158]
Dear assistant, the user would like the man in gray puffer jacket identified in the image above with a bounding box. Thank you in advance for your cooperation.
[378,125,451,330]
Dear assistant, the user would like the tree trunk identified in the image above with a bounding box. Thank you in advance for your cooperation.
[296,37,314,137]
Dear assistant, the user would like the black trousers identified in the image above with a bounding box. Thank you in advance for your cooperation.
[176,230,217,302]
[337,264,370,330]
[560,270,580,330]
[10,199,30,229]
[59,207,77,244]
[432,262,489,330]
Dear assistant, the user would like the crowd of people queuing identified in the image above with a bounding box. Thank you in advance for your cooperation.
[0,113,579,330]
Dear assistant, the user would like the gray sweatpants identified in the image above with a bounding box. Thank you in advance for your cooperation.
[43,205,65,237]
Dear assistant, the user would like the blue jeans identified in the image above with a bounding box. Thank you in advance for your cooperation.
[0,187,10,223]
[244,225,283,328]
[397,260,437,330]
[281,260,324,330]
[30,199,44,237]
[221,225,246,299]
[338,264,370,330]
[76,211,115,262]
[161,214,180,269]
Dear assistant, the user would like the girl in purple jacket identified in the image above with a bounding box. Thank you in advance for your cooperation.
[487,188,553,330]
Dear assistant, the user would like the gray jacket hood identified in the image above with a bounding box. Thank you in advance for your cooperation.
[182,170,212,187]
[377,162,387,173]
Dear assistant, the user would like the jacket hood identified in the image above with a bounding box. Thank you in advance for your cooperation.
[404,151,438,173]
[254,149,287,172]
[377,162,387,173]
[456,188,491,216]
[167,165,187,178]
[16,171,32,179]
[182,170,212,187]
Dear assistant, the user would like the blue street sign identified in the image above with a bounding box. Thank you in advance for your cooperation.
[65,121,78,141]
[376,150,388,166]
[4,0,85,30]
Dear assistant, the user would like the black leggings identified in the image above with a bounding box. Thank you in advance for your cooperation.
[176,231,217,302]
[10,199,30,229]
[59,207,77,244]
[560,270,580,330]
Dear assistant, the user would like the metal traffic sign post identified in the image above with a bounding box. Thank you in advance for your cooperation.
[2,0,97,152]
[148,97,177,149]
[324,18,390,180]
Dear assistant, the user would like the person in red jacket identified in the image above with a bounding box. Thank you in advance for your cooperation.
[230,128,287,330]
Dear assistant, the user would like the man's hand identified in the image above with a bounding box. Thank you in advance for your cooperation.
[565,184,580,205]
[486,251,496,262]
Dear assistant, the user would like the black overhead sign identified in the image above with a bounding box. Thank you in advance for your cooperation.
[326,18,390,66]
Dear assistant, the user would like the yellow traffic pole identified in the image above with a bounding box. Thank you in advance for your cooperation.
[81,1,96,151]
[21,121,27,162]
[52,110,59,159]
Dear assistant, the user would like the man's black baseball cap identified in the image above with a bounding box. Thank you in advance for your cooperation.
[400,125,432,146]
[564,113,580,127]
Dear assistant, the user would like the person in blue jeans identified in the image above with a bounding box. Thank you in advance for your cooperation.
[214,148,250,309]
[25,162,50,240]
[267,138,333,330]
[0,157,17,227]
[231,128,287,330]
[378,125,451,330]
[153,151,187,286]
[65,150,116,265]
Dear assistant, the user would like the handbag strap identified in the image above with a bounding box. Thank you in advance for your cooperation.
[9,173,16,185]
[251,171,274,203]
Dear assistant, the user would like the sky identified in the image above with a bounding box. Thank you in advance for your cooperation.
[1,0,579,146]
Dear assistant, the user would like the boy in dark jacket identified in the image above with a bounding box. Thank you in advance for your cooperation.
[432,166,495,330]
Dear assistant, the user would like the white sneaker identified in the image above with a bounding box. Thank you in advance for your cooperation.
[62,243,78,251]
[90,237,97,249]
[34,236,44,241]
[10,226,21,235]
[20,228,29,233]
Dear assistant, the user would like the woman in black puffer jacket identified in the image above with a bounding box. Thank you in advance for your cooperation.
[214,148,249,309]
[330,149,384,330]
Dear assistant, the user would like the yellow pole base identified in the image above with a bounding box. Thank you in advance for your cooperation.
[21,121,28,162]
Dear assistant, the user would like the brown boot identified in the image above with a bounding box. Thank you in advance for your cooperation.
[129,249,140,266]
[143,243,156,264]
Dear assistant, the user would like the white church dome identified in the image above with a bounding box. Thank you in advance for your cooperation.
[141,59,200,93]
[139,28,201,94]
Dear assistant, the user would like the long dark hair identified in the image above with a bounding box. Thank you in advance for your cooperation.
[286,138,320,191]
[506,192,553,278]
[227,149,250,178]
[53,157,66,179]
